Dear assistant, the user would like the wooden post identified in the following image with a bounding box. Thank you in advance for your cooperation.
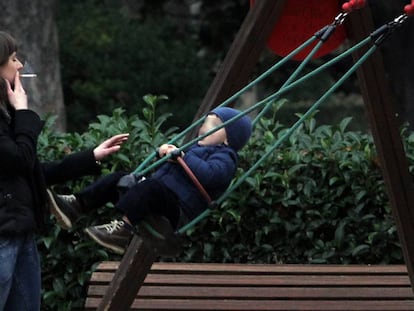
[97,235,156,311]
[190,0,287,127]
[343,5,414,291]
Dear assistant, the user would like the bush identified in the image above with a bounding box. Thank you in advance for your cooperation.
[37,97,405,309]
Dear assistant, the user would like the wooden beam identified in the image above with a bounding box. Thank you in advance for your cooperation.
[191,0,287,125]
[343,4,414,291]
[97,235,157,311]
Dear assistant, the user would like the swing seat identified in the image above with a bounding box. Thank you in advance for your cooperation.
[131,154,211,258]
[138,215,184,257]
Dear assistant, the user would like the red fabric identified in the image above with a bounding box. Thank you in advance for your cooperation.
[250,0,347,60]
[404,1,414,16]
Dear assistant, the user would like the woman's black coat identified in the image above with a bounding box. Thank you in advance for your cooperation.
[0,107,100,236]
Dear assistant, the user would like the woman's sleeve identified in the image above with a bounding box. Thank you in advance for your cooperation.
[41,149,101,185]
[0,110,43,174]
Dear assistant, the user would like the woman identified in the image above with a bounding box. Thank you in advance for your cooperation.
[0,31,128,310]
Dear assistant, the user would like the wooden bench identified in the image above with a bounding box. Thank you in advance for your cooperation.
[85,261,414,310]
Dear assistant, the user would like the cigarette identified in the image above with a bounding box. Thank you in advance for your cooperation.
[20,74,37,78]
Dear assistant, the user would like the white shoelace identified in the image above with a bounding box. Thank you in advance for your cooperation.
[98,220,125,234]
[61,194,77,203]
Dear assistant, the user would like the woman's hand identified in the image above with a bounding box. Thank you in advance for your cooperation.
[93,133,129,161]
[5,72,28,110]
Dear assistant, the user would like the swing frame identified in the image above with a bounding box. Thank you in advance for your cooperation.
[89,1,414,310]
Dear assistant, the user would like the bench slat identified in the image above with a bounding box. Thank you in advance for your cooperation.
[87,285,413,299]
[90,271,411,286]
[96,261,409,275]
[85,298,414,311]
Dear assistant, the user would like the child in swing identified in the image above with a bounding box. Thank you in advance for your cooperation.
[47,107,252,255]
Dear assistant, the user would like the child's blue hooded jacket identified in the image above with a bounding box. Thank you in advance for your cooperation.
[151,144,237,220]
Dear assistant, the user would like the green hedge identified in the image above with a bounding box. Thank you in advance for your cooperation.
[36,97,406,310]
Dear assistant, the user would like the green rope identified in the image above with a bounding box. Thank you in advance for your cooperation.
[133,36,372,178]
[133,12,402,177]
[178,43,378,234]
[253,40,324,126]
[216,44,378,206]
[133,36,317,174]
[178,208,211,234]
[169,36,317,144]
[136,108,257,176]
[212,13,411,213]
[141,221,165,239]
[147,14,414,239]
[136,13,409,235]
[253,21,347,126]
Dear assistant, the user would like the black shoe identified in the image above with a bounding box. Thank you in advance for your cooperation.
[84,220,133,255]
[47,189,81,230]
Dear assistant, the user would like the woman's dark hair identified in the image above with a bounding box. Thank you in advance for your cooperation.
[0,31,17,66]
[0,31,17,109]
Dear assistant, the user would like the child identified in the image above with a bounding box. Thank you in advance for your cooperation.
[47,107,252,254]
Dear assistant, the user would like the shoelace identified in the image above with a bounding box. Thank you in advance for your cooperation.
[61,194,77,203]
[99,220,125,234]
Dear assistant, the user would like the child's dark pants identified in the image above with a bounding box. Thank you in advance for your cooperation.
[76,172,180,228]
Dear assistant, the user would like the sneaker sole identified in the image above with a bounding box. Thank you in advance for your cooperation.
[47,189,72,230]
[84,228,125,255]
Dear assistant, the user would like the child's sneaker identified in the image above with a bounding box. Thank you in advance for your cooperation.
[84,220,133,255]
[47,189,82,230]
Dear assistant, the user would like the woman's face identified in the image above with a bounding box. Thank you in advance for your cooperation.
[198,114,228,147]
[0,52,23,83]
